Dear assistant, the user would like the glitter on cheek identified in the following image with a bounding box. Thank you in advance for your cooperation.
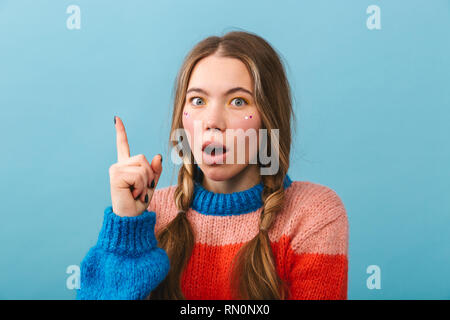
[244,115,253,120]
[183,111,189,117]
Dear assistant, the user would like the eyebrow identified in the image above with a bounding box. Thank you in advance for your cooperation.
[186,87,254,97]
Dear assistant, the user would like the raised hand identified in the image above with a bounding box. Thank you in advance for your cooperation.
[109,116,163,217]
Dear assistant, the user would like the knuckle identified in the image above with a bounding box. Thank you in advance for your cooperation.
[109,164,118,175]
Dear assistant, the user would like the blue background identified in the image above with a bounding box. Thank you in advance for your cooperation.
[0,0,449,299]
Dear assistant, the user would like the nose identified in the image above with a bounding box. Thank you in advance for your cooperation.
[203,103,226,133]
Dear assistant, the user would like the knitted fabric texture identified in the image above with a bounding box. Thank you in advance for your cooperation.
[76,174,349,300]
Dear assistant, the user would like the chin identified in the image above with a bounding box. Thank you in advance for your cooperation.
[197,164,242,182]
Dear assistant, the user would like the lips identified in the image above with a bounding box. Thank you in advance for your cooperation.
[202,141,228,155]
[202,141,228,165]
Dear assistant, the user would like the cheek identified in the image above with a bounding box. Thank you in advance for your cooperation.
[228,113,262,160]
[182,111,204,148]
[229,112,262,132]
[182,113,193,133]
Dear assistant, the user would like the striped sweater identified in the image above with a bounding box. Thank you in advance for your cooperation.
[76,174,349,300]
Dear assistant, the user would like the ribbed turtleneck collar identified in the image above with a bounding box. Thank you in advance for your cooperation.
[191,174,293,216]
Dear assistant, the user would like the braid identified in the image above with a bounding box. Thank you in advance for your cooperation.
[147,162,196,299]
[259,174,284,231]
[175,162,195,211]
[229,173,290,300]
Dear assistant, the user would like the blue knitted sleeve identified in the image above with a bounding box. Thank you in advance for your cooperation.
[75,206,170,300]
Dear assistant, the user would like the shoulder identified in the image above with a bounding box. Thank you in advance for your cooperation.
[271,179,348,252]
[284,180,347,222]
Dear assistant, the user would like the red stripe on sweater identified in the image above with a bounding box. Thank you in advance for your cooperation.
[180,235,348,300]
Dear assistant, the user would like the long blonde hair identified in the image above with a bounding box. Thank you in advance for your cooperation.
[148,30,295,300]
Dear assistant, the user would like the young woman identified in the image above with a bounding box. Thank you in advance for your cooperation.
[76,31,349,300]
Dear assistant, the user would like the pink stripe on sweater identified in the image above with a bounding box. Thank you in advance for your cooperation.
[148,180,348,255]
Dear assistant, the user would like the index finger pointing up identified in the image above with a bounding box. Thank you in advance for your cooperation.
[114,115,130,162]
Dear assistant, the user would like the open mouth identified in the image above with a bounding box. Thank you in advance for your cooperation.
[202,141,228,164]
[203,144,226,155]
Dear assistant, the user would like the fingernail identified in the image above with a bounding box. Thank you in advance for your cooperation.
[145,194,148,203]
[150,179,155,188]
[114,115,116,125]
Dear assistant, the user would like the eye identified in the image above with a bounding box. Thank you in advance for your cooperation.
[230,97,248,107]
[190,97,206,106]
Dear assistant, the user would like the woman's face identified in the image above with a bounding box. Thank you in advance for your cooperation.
[182,54,262,181]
